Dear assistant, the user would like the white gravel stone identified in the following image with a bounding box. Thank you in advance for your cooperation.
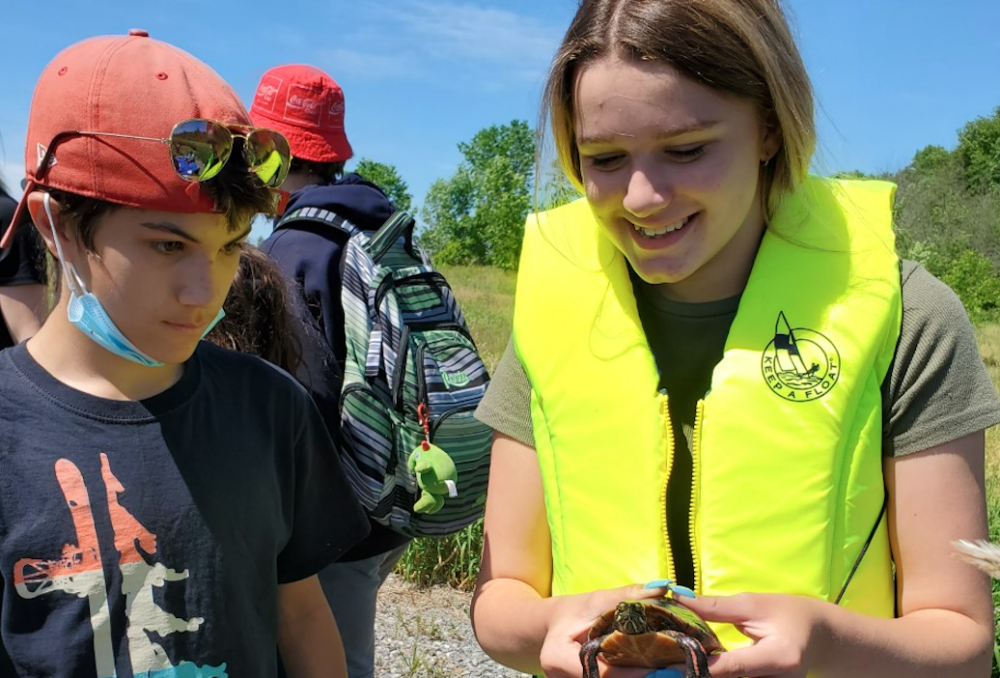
[374,574,531,677]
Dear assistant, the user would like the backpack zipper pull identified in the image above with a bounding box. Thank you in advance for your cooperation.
[417,402,431,451]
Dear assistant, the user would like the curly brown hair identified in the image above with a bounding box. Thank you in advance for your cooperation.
[204,244,303,375]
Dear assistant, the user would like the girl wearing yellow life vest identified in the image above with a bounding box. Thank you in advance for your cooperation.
[469,1,999,677]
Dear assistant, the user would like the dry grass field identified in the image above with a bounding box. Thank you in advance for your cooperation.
[976,325,1000,521]
[978,325,1000,429]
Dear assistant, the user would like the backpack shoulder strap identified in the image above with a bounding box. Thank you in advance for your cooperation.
[366,210,417,263]
[275,206,359,237]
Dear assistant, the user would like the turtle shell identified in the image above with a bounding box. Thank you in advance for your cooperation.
[587,596,724,667]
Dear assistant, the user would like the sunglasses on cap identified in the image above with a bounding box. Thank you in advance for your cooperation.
[35,118,292,188]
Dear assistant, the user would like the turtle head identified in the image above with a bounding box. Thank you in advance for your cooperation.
[614,601,648,635]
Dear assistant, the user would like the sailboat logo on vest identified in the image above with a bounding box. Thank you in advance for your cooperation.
[761,311,840,402]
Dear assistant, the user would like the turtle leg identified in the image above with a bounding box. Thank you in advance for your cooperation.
[579,637,606,678]
[672,632,710,678]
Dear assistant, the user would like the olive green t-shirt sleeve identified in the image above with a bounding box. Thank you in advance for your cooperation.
[883,260,1000,456]
[475,338,536,447]
[475,260,1000,457]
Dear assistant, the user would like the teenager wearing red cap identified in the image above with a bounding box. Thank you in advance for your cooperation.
[249,64,408,678]
[0,32,368,678]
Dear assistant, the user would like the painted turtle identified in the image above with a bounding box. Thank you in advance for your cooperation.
[580,596,724,678]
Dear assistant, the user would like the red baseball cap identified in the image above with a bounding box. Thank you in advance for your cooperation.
[1,29,251,248]
[249,65,353,164]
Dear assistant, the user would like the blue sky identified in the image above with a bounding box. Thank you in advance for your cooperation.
[3,1,999,242]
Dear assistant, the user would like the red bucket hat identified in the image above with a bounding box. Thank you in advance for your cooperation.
[249,65,353,164]
[1,30,251,248]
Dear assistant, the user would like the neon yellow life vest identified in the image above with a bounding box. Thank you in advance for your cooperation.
[513,177,901,651]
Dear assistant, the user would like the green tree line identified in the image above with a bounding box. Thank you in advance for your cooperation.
[891,106,1000,323]
[352,119,577,272]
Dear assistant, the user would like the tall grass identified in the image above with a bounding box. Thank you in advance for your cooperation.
[396,521,484,591]
[437,264,517,373]
[975,325,1000,678]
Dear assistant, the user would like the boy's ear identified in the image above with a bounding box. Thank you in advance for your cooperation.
[26,191,63,258]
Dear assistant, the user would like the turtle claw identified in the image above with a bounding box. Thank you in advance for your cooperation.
[674,633,711,678]
[580,638,605,678]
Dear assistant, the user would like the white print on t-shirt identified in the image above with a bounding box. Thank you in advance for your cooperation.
[12,454,228,678]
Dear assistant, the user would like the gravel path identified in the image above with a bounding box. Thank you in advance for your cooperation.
[374,574,532,677]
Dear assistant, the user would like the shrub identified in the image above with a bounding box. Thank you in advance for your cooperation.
[957,106,1000,195]
[911,145,952,175]
[941,249,1000,324]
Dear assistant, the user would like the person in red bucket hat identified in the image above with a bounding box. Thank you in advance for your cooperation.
[250,64,354,171]
[248,64,407,678]
[0,31,368,678]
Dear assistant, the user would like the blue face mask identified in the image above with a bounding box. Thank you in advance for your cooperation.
[45,193,224,367]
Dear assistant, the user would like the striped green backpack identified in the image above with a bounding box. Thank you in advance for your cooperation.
[277,206,492,537]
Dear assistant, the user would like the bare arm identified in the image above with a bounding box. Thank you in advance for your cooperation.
[471,432,659,678]
[685,430,993,677]
[827,429,993,676]
[471,432,555,673]
[0,283,46,342]
[277,575,348,678]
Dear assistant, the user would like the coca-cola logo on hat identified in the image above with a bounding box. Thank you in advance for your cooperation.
[254,75,283,111]
[327,100,345,129]
[284,84,323,125]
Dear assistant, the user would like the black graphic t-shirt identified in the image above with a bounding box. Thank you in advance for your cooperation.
[0,342,369,677]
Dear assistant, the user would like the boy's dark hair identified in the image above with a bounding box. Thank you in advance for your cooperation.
[289,158,346,185]
[50,138,276,250]
[204,244,303,375]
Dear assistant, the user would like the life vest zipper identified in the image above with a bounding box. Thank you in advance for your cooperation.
[690,398,706,595]
[658,388,676,582]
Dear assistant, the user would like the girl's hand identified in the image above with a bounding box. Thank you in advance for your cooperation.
[537,583,670,678]
[678,592,829,678]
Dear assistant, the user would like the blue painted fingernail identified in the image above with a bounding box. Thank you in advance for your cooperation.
[669,584,696,598]
[646,670,685,678]
[644,578,674,589]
